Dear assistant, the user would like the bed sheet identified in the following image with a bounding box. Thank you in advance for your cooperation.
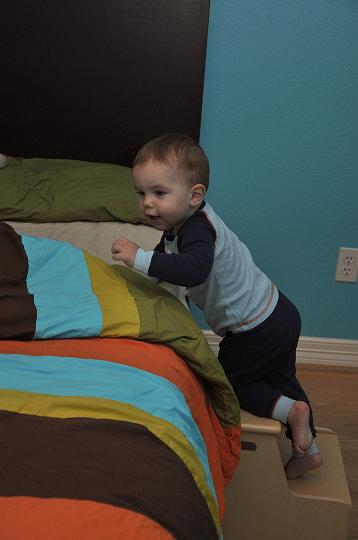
[6,220,186,304]
[5,220,162,264]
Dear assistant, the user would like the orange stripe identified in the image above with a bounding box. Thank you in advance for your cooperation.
[0,338,237,522]
[0,496,173,540]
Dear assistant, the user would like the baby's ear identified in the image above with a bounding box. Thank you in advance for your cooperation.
[190,184,206,206]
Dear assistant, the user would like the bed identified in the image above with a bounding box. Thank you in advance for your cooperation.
[0,156,241,539]
[0,3,242,537]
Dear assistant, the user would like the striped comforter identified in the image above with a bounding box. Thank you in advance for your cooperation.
[0,222,241,539]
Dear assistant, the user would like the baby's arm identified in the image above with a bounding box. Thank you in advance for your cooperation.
[135,219,215,287]
[111,217,215,287]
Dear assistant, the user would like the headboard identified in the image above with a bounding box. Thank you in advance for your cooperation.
[0,1,210,166]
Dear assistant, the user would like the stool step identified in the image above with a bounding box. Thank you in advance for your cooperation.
[240,409,282,435]
[285,430,351,507]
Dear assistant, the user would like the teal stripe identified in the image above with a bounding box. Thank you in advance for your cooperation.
[0,353,217,506]
[21,235,102,338]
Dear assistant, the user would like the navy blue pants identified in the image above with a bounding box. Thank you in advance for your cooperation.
[218,292,316,440]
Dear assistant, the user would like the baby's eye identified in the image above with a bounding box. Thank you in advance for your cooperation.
[155,191,166,197]
[136,191,144,197]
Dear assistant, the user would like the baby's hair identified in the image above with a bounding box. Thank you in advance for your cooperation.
[133,133,209,189]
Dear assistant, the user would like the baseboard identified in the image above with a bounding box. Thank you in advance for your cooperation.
[296,336,358,368]
[203,330,358,368]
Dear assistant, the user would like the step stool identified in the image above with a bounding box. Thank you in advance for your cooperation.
[223,410,352,540]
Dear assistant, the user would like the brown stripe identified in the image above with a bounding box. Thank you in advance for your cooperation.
[0,222,36,339]
[236,281,276,328]
[0,410,218,540]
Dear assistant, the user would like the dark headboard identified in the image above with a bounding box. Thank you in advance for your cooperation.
[0,1,210,166]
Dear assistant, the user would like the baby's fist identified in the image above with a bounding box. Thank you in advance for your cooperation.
[111,238,139,267]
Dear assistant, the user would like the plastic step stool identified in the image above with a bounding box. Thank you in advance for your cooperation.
[223,410,352,540]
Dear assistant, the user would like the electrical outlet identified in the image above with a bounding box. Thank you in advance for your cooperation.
[335,247,358,283]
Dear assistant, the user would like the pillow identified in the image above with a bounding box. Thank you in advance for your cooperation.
[0,156,147,224]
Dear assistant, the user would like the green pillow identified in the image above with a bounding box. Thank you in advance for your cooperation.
[0,156,147,224]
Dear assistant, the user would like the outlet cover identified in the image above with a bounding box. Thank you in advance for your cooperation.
[335,247,358,283]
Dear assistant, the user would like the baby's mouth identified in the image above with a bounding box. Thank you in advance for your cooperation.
[145,214,165,229]
[146,214,160,221]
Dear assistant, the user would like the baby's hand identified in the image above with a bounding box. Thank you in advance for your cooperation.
[111,238,139,267]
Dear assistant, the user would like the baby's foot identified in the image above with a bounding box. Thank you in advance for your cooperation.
[285,452,323,479]
[287,401,313,455]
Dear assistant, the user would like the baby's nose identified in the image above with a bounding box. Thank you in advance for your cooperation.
[143,195,154,207]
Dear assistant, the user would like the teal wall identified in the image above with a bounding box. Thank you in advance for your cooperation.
[196,0,358,339]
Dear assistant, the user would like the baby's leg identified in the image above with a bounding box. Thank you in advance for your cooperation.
[272,397,312,454]
[287,400,313,453]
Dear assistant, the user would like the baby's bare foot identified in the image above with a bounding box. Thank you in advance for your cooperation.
[287,401,313,454]
[285,452,323,479]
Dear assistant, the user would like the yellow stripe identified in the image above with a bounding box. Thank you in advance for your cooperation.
[84,251,140,337]
[0,389,221,536]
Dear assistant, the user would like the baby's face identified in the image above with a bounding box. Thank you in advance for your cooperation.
[133,160,196,232]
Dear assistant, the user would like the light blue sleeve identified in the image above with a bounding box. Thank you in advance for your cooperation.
[133,248,160,283]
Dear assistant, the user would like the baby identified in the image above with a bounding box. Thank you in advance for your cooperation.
[112,133,322,478]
